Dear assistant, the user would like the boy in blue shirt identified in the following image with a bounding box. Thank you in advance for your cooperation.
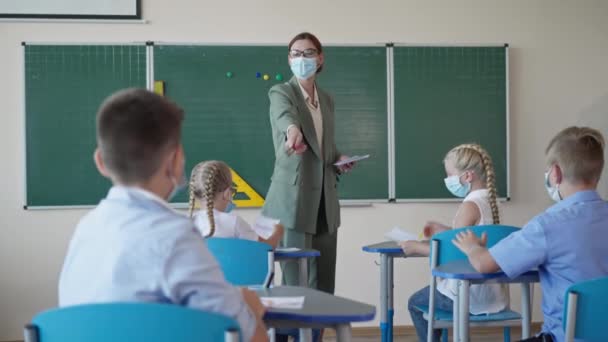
[59,89,269,342]
[453,126,608,342]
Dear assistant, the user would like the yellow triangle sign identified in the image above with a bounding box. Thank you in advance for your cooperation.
[231,168,265,207]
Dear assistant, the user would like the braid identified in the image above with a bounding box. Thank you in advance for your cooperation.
[464,144,500,224]
[447,143,500,224]
[188,163,204,218]
[188,187,196,218]
[188,160,232,238]
[204,163,219,237]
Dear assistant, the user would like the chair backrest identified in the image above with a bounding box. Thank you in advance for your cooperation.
[431,225,519,267]
[564,276,608,341]
[206,237,274,287]
[25,303,240,342]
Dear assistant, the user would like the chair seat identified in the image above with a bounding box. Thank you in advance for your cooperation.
[414,305,521,322]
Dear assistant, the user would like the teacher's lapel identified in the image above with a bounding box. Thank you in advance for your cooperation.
[319,90,333,164]
[288,77,322,159]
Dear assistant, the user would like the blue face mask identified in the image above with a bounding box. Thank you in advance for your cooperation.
[544,170,562,202]
[224,201,236,213]
[444,173,471,198]
[290,57,317,80]
[168,174,186,201]
[168,158,187,201]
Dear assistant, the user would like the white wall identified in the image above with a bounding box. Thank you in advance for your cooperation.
[1,0,607,340]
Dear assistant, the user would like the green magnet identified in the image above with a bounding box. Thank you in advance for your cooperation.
[226,71,234,78]
[275,74,284,81]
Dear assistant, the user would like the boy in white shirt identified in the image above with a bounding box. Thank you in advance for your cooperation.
[59,88,268,342]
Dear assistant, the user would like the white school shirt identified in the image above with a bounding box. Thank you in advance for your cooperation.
[193,209,259,241]
[58,186,256,341]
[297,81,323,150]
[436,189,510,315]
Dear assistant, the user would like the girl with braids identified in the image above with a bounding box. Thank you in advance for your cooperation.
[188,160,284,248]
[401,143,509,342]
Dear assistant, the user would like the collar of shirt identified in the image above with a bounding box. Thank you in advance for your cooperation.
[297,80,319,108]
[547,189,602,213]
[107,185,185,216]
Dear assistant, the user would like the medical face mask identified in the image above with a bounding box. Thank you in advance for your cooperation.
[290,57,317,80]
[544,170,562,202]
[444,173,471,198]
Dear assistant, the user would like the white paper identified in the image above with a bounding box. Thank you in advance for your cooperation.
[275,247,301,252]
[252,215,280,239]
[261,296,305,309]
[384,226,419,242]
[333,154,370,166]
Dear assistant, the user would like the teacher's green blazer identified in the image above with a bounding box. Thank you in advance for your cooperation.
[262,77,341,234]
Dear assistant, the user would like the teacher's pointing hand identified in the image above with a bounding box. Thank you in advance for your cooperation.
[285,126,308,155]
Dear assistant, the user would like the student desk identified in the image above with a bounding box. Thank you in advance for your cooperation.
[256,286,376,342]
[274,248,320,287]
[362,241,424,342]
[433,260,539,342]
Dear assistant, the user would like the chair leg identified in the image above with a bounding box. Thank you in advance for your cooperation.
[442,328,448,342]
[503,327,511,342]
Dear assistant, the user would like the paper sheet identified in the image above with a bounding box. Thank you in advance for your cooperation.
[261,296,305,309]
[384,226,420,242]
[252,215,280,239]
[275,247,301,252]
[333,154,370,166]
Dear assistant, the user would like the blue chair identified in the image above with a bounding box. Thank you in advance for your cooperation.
[24,303,240,342]
[416,225,525,342]
[206,237,274,287]
[564,276,608,342]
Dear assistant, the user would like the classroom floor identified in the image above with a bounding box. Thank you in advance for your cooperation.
[322,326,534,342]
[324,335,506,342]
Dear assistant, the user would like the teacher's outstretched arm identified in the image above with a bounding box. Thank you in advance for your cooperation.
[269,88,307,155]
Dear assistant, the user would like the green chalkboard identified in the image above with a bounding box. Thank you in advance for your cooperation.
[393,46,508,199]
[154,45,388,203]
[25,44,147,207]
[25,43,508,206]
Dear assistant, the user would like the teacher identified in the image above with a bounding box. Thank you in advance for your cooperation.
[262,32,354,295]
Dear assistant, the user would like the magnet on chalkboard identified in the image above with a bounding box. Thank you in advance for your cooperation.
[154,81,165,96]
[256,72,262,78]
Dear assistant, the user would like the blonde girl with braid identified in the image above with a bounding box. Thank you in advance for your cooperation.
[402,143,509,342]
[188,160,284,248]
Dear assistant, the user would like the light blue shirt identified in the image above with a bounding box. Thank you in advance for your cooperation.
[490,190,608,342]
[59,186,256,340]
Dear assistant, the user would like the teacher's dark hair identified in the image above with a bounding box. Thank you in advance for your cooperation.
[288,32,324,73]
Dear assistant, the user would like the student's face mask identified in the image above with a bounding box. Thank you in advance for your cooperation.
[544,168,562,202]
[223,186,236,213]
[168,155,187,201]
[290,57,317,80]
[224,201,236,213]
[444,173,471,198]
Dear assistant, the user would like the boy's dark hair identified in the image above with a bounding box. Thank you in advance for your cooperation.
[96,88,184,184]
[546,126,605,185]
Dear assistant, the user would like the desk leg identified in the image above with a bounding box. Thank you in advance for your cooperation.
[388,256,394,342]
[453,281,460,342]
[268,328,276,342]
[458,280,470,342]
[297,258,313,341]
[380,254,388,342]
[299,328,312,342]
[336,324,353,342]
[521,282,531,339]
[299,258,308,287]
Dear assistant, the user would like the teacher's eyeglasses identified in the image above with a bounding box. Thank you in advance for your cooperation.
[289,49,319,58]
